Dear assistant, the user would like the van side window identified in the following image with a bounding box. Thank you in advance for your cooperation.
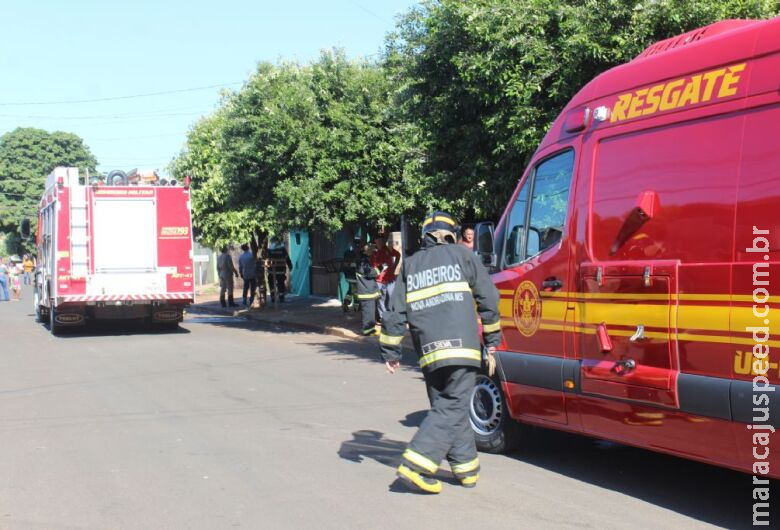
[527,150,574,258]
[503,150,574,267]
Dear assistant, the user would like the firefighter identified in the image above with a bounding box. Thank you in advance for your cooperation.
[267,239,293,303]
[380,211,502,494]
[356,244,381,336]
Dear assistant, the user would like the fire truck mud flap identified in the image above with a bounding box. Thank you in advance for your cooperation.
[152,308,183,323]
[49,307,85,335]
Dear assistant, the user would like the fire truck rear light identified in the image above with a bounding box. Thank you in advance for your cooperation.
[57,176,64,188]
[564,380,575,390]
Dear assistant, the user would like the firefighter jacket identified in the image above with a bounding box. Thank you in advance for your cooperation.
[356,256,380,301]
[379,242,502,373]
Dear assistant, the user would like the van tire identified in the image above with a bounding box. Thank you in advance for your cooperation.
[470,373,523,454]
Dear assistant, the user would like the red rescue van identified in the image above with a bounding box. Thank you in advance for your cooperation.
[471,18,780,479]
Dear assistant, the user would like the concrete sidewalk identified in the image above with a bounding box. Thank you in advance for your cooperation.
[191,284,368,341]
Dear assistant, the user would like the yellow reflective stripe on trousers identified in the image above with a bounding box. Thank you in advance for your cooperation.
[482,321,501,333]
[403,449,439,473]
[461,474,479,485]
[380,333,404,346]
[452,458,479,474]
[356,292,380,300]
[419,348,481,369]
[406,281,471,303]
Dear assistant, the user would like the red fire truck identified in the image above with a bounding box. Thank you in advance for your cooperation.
[471,18,780,479]
[34,167,195,334]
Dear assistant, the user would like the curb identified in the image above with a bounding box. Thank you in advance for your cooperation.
[190,304,364,342]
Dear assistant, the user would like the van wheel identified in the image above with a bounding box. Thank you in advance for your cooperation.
[470,374,523,454]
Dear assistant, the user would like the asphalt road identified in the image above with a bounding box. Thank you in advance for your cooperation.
[0,286,770,529]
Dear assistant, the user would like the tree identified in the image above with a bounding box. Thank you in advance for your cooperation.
[174,50,441,246]
[0,127,97,253]
[266,50,438,236]
[385,0,780,219]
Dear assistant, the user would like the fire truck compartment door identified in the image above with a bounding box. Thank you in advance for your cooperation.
[578,261,679,407]
[93,198,157,272]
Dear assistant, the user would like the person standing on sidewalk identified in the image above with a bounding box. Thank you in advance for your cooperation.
[356,244,380,336]
[217,246,239,308]
[22,255,34,285]
[371,234,400,319]
[379,211,502,494]
[9,264,21,301]
[239,243,258,307]
[0,258,9,301]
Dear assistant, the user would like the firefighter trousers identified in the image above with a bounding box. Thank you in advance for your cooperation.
[401,366,480,482]
[360,297,378,334]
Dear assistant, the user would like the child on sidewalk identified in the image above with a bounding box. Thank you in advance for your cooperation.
[9,266,21,301]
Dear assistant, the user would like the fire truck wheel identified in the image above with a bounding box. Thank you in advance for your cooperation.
[469,373,522,454]
[49,306,62,335]
[34,291,43,322]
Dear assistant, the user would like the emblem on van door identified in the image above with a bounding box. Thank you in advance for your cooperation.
[513,281,542,337]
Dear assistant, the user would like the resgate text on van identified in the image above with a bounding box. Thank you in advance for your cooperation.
[610,63,746,123]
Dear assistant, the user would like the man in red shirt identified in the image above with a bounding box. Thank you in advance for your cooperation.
[371,234,401,318]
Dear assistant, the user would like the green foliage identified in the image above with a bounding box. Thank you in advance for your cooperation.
[175,0,779,240]
[385,0,779,218]
[173,50,441,245]
[0,127,97,254]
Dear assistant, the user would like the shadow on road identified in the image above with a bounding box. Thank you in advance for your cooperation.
[40,320,191,338]
[338,423,770,526]
[508,426,771,529]
[400,410,427,428]
[185,307,424,371]
[188,307,768,525]
[338,429,404,468]
[337,429,460,494]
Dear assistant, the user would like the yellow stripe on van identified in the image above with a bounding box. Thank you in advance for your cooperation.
[497,289,780,304]
[577,301,669,329]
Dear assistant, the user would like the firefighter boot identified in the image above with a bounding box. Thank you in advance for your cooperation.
[450,458,480,488]
[396,465,442,494]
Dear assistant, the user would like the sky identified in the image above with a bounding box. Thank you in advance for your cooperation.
[0,0,419,177]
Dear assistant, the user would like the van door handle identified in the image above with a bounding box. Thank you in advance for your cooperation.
[541,278,563,291]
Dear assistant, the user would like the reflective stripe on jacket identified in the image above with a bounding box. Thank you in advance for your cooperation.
[379,242,501,373]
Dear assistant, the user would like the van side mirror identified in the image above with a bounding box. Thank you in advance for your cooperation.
[475,221,496,267]
[20,218,31,239]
